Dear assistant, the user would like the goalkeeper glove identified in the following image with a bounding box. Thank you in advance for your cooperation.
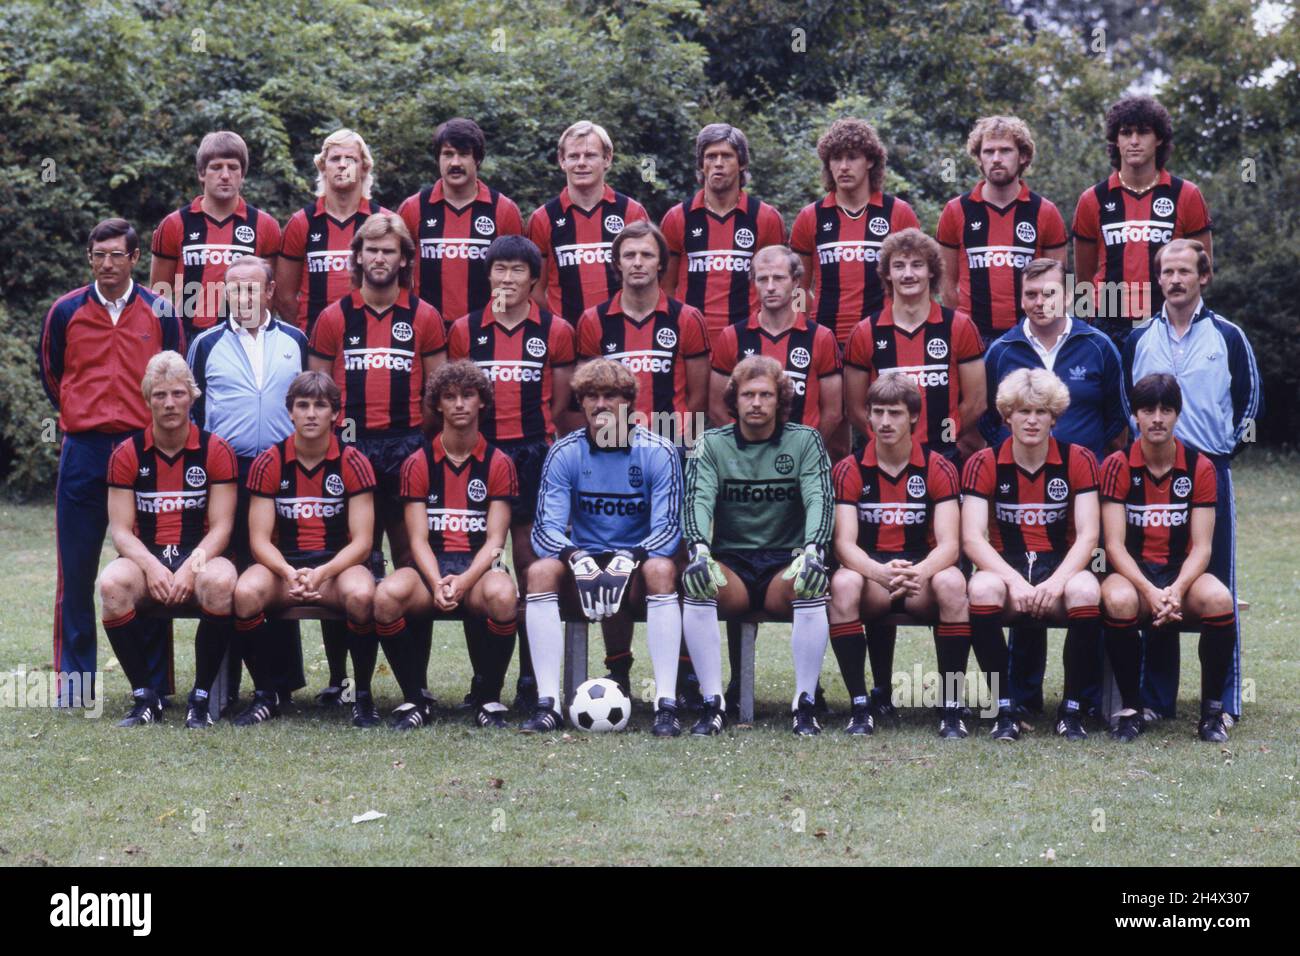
[682,543,727,600]
[567,549,605,620]
[782,543,829,599]
[596,549,640,617]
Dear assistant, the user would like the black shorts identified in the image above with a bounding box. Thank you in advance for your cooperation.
[867,550,929,613]
[1134,559,1180,590]
[1001,550,1064,586]
[148,544,193,573]
[714,548,793,613]
[355,429,424,495]
[280,549,338,570]
[434,550,474,577]
[496,437,551,524]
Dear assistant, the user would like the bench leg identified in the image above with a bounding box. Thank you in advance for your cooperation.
[739,622,757,725]
[564,620,588,709]
[209,644,231,720]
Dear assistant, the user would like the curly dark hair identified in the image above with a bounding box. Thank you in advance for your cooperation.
[816,118,886,194]
[723,355,794,428]
[422,360,494,435]
[1105,96,1173,170]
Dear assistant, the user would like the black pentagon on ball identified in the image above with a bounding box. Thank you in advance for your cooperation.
[578,711,594,729]
[606,706,624,725]
[587,682,606,699]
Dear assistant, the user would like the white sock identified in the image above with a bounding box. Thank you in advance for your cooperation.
[791,598,829,709]
[525,592,563,706]
[682,598,723,698]
[645,593,682,707]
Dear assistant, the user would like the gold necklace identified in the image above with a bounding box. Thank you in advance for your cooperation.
[1118,170,1159,194]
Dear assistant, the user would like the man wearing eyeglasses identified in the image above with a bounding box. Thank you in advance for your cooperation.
[39,218,186,707]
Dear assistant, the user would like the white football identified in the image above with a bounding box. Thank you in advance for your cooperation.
[568,678,631,732]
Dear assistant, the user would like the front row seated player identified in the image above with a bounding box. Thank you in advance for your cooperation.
[960,368,1103,741]
[232,371,379,727]
[526,359,685,735]
[373,361,520,730]
[682,355,834,736]
[99,352,240,728]
[1100,373,1237,743]
[829,372,970,738]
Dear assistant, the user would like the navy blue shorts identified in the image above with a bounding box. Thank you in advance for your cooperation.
[1002,550,1064,586]
[280,549,338,570]
[496,437,550,524]
[147,545,193,573]
[714,548,794,612]
[355,429,424,495]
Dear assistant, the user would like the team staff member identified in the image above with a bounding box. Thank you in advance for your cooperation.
[1100,373,1236,743]
[1073,95,1212,349]
[40,218,184,706]
[1122,238,1261,721]
[709,246,842,443]
[961,369,1103,742]
[150,131,281,340]
[528,121,648,321]
[99,352,239,728]
[448,235,576,711]
[661,124,787,342]
[936,116,1067,345]
[234,372,378,727]
[791,118,921,348]
[276,129,386,335]
[189,255,309,712]
[980,258,1125,717]
[400,118,524,324]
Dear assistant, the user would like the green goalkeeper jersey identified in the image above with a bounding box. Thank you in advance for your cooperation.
[684,422,833,553]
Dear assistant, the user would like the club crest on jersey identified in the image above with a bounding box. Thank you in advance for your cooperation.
[789,347,811,369]
[604,214,625,234]
[907,475,927,498]
[235,225,256,244]
[869,216,890,237]
[185,466,207,488]
[525,337,547,358]
[1015,221,1037,244]
[1173,476,1192,498]
[926,338,949,360]
[323,473,345,496]
[734,227,755,249]
[628,464,643,488]
[474,215,495,236]
[391,322,414,343]
[1047,477,1069,501]
[655,327,678,349]
[467,478,488,503]
[1152,197,1175,218]
[775,453,795,475]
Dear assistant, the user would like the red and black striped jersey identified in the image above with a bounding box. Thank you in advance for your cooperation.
[832,439,959,554]
[399,432,518,553]
[247,434,375,560]
[1072,170,1211,322]
[962,437,1099,555]
[279,197,386,335]
[527,185,648,321]
[107,423,238,553]
[308,290,446,435]
[399,179,524,324]
[1100,438,1216,570]
[447,303,576,443]
[710,312,840,429]
[151,197,282,338]
[661,190,786,341]
[844,301,983,456]
[936,181,1067,339]
[576,291,710,420]
[790,192,921,346]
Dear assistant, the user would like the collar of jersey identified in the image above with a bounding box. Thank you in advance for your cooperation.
[820,190,884,211]
[431,178,492,207]
[433,431,487,463]
[143,421,201,453]
[861,437,926,471]
[188,195,249,223]
[690,189,751,215]
[970,180,1031,205]
[732,422,783,448]
[285,433,341,463]
[745,311,809,334]
[479,301,541,328]
[607,289,669,319]
[997,435,1062,468]
[1128,436,1187,474]
[560,184,616,212]
[876,300,941,329]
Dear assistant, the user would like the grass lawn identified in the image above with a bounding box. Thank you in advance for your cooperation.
[1,456,1297,867]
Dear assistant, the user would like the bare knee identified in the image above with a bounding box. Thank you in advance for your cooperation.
[526,558,565,593]
[641,557,676,594]
[932,567,968,616]
[483,573,519,621]
[830,568,863,618]
[1065,571,1100,608]
[967,572,1004,607]
[1101,577,1139,619]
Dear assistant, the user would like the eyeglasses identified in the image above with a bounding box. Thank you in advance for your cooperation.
[89,251,133,262]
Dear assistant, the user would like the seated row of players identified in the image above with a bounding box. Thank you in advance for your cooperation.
[100,340,1235,744]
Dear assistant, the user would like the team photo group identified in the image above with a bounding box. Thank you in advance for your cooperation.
[40,97,1261,746]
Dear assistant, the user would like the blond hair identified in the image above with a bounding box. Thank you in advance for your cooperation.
[995,368,1070,422]
[141,351,201,402]
[313,128,375,199]
[967,115,1036,176]
[557,121,613,162]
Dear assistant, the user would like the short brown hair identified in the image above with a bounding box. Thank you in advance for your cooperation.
[350,212,415,289]
[285,370,341,414]
[572,358,638,403]
[878,228,943,298]
[611,220,669,279]
[695,123,751,186]
[1154,238,1212,279]
[87,218,139,256]
[751,244,804,283]
[866,371,922,418]
[1021,257,1066,285]
[967,116,1036,176]
[816,118,886,194]
[723,355,793,427]
[423,360,493,434]
[196,131,249,177]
